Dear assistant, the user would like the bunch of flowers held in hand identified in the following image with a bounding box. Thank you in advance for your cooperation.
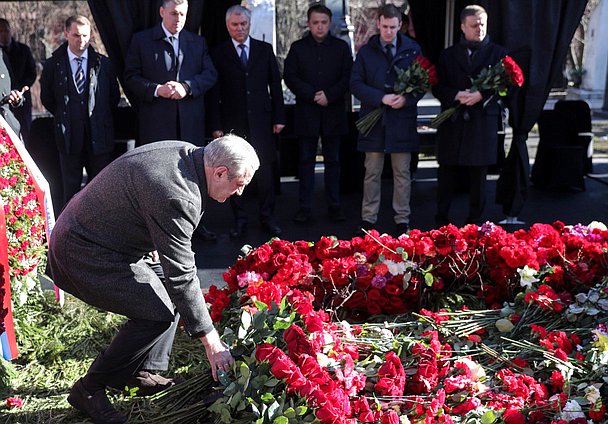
[0,127,46,318]
[356,55,438,136]
[430,55,524,128]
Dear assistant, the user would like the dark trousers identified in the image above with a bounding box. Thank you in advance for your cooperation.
[297,135,341,210]
[231,160,276,225]
[84,261,179,390]
[437,165,488,224]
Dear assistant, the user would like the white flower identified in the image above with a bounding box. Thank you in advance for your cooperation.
[517,265,539,288]
[384,259,406,276]
[400,416,411,424]
[588,221,607,231]
[457,357,486,381]
[584,384,601,404]
[560,400,585,421]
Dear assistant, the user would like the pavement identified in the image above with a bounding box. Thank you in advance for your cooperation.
[193,127,608,288]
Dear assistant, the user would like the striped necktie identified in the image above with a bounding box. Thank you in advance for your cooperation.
[75,57,85,94]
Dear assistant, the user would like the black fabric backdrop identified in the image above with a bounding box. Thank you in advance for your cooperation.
[88,0,587,218]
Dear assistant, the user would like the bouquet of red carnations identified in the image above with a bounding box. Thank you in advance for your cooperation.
[430,55,524,128]
[356,55,438,137]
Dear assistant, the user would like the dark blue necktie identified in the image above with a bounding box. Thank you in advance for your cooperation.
[238,44,247,66]
[74,57,85,94]
[385,44,394,62]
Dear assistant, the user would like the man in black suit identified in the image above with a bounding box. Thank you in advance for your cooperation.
[124,0,217,147]
[284,4,352,224]
[209,4,285,238]
[432,5,508,226]
[0,48,25,135]
[0,18,36,144]
[40,15,120,211]
[124,0,218,241]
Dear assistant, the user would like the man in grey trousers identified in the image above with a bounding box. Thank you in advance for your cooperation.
[47,135,259,423]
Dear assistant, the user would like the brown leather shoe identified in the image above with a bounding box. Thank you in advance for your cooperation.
[67,379,127,424]
[124,370,181,396]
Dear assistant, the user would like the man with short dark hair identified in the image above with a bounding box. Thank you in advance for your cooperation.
[0,18,36,143]
[432,5,508,226]
[350,3,423,236]
[40,15,120,211]
[284,4,352,224]
[48,134,258,424]
[209,4,285,239]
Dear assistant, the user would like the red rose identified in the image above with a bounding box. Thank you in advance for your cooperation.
[255,343,278,362]
[6,397,23,409]
[381,410,400,424]
[503,409,525,424]
[283,324,316,360]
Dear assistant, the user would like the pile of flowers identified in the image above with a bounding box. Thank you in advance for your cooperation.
[430,55,524,128]
[0,126,47,324]
[356,55,438,136]
[152,221,608,424]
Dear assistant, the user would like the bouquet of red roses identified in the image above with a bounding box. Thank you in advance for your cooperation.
[430,55,524,128]
[356,55,438,136]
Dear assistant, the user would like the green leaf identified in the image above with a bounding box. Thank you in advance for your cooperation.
[264,377,281,387]
[273,417,289,424]
[229,391,243,408]
[424,272,434,286]
[261,392,276,403]
[481,409,496,424]
[295,405,308,416]
[239,362,251,379]
[220,406,232,423]
[279,296,287,314]
[283,407,296,419]
[254,300,268,311]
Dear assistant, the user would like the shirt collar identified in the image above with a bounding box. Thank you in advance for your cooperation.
[231,37,250,50]
[380,37,397,49]
[161,23,180,40]
[67,47,88,63]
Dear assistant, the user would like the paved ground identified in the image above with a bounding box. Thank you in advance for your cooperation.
[193,128,608,288]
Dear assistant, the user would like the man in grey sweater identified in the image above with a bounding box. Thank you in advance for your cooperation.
[47,135,259,423]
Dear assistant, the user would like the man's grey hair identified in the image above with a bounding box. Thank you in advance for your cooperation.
[225,5,251,22]
[204,134,260,179]
[162,0,188,8]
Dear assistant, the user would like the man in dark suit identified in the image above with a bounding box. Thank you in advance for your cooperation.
[124,0,217,147]
[40,15,120,211]
[209,4,285,238]
[0,18,36,144]
[284,4,352,224]
[432,5,508,226]
[125,0,218,241]
[47,135,256,424]
[0,48,25,135]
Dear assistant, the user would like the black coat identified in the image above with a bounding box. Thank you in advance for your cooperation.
[432,38,507,166]
[40,43,120,155]
[209,38,285,165]
[4,38,36,92]
[124,25,217,146]
[283,32,352,137]
[0,51,21,134]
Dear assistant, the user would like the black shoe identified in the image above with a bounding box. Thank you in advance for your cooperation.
[293,208,312,223]
[261,221,282,237]
[229,222,248,239]
[395,223,410,236]
[194,225,217,242]
[355,220,375,236]
[68,379,127,424]
[328,207,346,222]
[124,371,181,397]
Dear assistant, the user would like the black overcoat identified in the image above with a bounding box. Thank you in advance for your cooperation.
[283,32,352,137]
[432,39,507,166]
[209,38,285,165]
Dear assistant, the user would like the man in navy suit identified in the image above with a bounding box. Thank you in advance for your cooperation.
[40,15,120,211]
[209,4,285,239]
[125,0,218,241]
[124,0,217,147]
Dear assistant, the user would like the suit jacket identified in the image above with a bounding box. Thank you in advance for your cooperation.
[284,32,352,137]
[432,37,508,166]
[124,25,217,146]
[47,141,215,338]
[209,37,285,164]
[0,50,20,134]
[40,43,120,155]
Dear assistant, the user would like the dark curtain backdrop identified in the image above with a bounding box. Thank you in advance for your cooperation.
[87,0,238,104]
[410,0,586,218]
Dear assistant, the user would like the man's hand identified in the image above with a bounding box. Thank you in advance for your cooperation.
[382,93,406,109]
[201,329,234,381]
[273,124,285,134]
[313,90,328,107]
[167,81,187,100]
[157,83,175,99]
[4,86,29,106]
[454,90,482,106]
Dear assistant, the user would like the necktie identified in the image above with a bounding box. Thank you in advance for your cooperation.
[238,44,247,66]
[170,36,179,69]
[74,57,85,94]
[385,44,394,62]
